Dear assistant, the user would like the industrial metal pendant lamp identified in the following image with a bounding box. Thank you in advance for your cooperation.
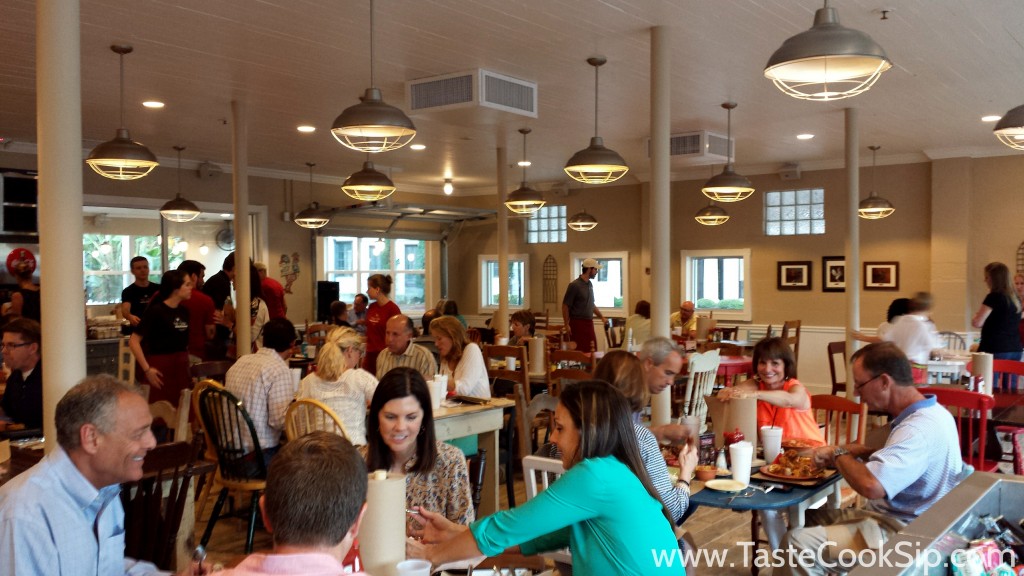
[506,128,545,215]
[564,57,628,184]
[86,45,159,180]
[160,146,201,222]
[694,201,730,226]
[993,104,1024,150]
[331,0,416,153]
[294,162,331,229]
[342,155,396,201]
[764,0,892,101]
[568,209,598,232]
[702,102,754,202]
[858,145,895,219]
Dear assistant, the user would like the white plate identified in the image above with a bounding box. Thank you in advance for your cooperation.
[703,478,747,492]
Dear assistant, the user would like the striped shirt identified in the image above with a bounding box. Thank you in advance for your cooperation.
[376,342,438,380]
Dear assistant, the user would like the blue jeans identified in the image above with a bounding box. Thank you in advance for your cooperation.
[992,351,1023,392]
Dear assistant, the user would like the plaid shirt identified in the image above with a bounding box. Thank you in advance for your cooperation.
[226,347,294,451]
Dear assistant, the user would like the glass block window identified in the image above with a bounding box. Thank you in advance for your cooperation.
[526,204,567,244]
[764,188,825,236]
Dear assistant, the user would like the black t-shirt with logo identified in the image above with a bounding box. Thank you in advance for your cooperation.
[136,301,190,356]
[122,282,161,319]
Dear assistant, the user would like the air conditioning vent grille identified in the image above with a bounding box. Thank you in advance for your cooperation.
[406,69,537,118]
[483,73,535,115]
[408,74,474,110]
[669,133,702,156]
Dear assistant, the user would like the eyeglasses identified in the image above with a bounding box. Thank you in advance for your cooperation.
[854,373,883,392]
[0,342,31,351]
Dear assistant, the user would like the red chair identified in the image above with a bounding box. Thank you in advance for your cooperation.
[919,387,999,472]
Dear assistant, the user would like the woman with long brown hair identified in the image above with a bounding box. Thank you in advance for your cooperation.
[973,262,1023,390]
[430,315,489,398]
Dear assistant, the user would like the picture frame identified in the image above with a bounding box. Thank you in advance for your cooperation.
[864,261,900,290]
[822,256,846,292]
[777,261,812,290]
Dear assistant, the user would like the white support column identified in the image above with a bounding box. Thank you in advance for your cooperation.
[232,100,252,352]
[495,145,509,338]
[650,26,672,426]
[845,107,860,400]
[37,0,85,451]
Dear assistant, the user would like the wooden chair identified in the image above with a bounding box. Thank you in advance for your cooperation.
[937,331,967,351]
[118,336,136,384]
[513,382,558,462]
[604,317,626,349]
[482,344,530,400]
[826,341,847,396]
[121,439,201,570]
[813,393,868,509]
[304,322,333,347]
[919,386,999,472]
[680,349,720,434]
[714,326,739,341]
[149,387,192,443]
[991,359,1024,393]
[191,379,224,523]
[522,455,572,567]
[285,398,350,441]
[197,386,269,554]
[532,309,550,332]
[467,448,488,514]
[547,349,593,397]
[466,327,482,344]
[781,320,802,374]
[190,360,235,383]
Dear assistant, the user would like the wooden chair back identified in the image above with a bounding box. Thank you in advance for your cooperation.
[532,309,550,332]
[197,387,268,485]
[305,323,333,347]
[604,317,627,349]
[467,448,488,513]
[117,336,136,383]
[781,320,802,373]
[682,349,721,434]
[714,326,739,341]
[937,331,967,351]
[483,344,530,399]
[918,386,999,472]
[547,350,593,396]
[190,360,235,383]
[827,341,847,396]
[285,398,350,441]
[513,383,557,461]
[149,387,192,443]
[121,440,198,570]
[810,394,867,446]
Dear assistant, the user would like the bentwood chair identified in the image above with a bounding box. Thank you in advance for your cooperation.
[285,398,350,441]
[197,386,268,554]
[191,379,223,522]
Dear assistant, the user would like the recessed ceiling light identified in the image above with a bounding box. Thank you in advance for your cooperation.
[297,125,316,133]
[409,144,427,151]
[981,115,1001,122]
[517,160,531,167]
[796,133,815,140]
[142,101,164,109]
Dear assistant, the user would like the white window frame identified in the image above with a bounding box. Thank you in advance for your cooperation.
[569,251,628,317]
[680,248,752,321]
[321,236,429,313]
[478,254,529,312]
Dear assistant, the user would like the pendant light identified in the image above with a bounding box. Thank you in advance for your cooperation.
[443,178,454,195]
[294,162,331,229]
[506,128,545,214]
[86,45,159,180]
[694,202,730,226]
[564,57,628,184]
[331,0,416,153]
[858,145,895,220]
[702,102,754,202]
[764,0,892,101]
[568,209,598,232]
[993,104,1024,150]
[160,146,201,222]
[342,155,396,201]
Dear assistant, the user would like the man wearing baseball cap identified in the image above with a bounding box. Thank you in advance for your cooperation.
[561,258,605,352]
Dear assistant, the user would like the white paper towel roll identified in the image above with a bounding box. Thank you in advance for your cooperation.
[527,337,547,375]
[360,471,406,576]
[970,352,993,395]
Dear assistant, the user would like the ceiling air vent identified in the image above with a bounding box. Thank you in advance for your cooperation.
[645,130,731,165]
[407,69,537,118]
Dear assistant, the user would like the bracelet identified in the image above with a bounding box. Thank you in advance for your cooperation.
[678,479,690,487]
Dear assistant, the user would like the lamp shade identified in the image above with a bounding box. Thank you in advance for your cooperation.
[568,210,598,231]
[564,137,629,184]
[504,183,545,215]
[294,202,331,229]
[342,160,396,201]
[331,88,417,153]
[764,3,892,101]
[160,194,201,223]
[702,167,755,202]
[86,128,159,180]
[694,203,729,226]
[993,104,1024,150]
[858,194,895,220]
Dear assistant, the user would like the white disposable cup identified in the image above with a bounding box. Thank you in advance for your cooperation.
[729,441,754,486]
[760,426,783,465]
[505,356,517,371]
[496,336,509,346]
[305,344,317,359]
[290,368,302,394]
[428,379,444,409]
[396,559,432,576]
[434,374,448,391]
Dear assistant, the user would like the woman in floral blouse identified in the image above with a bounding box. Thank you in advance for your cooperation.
[362,367,474,527]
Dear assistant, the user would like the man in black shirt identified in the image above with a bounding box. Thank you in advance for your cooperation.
[202,252,236,359]
[0,318,42,431]
[120,256,159,332]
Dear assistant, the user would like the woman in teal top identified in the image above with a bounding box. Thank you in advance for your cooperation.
[412,380,684,574]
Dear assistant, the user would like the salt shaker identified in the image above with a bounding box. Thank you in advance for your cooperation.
[715,448,728,470]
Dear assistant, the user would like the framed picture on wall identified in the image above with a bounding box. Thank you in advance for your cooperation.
[777,261,812,290]
[822,256,846,292]
[864,261,900,290]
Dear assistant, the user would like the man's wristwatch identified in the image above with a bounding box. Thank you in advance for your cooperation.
[833,446,851,460]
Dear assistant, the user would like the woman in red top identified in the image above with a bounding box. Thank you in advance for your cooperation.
[363,273,401,375]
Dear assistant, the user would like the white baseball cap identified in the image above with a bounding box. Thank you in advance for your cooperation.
[582,258,603,270]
